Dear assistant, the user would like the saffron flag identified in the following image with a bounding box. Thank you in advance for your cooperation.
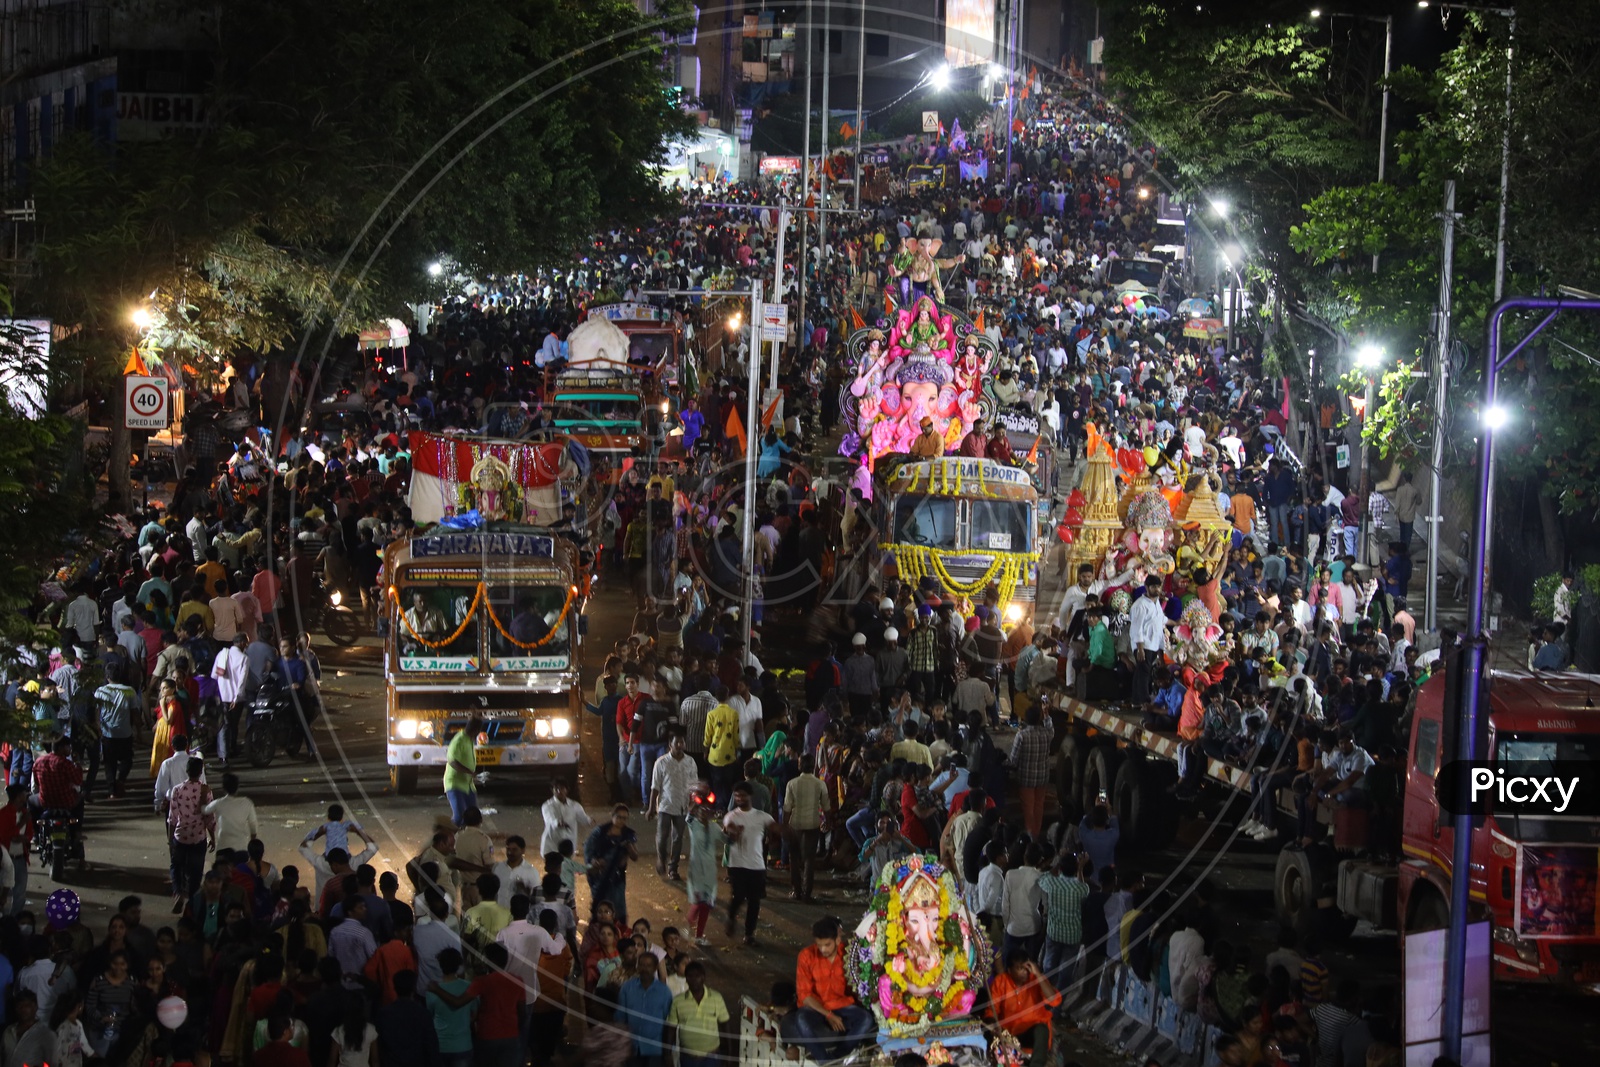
[726,404,747,455]
[1025,436,1041,464]
[839,121,854,139]
[760,393,781,430]
[885,292,895,317]
[123,348,149,376]
[974,309,985,332]
[851,307,866,330]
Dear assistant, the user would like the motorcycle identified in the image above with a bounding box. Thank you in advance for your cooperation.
[35,808,85,882]
[311,585,365,647]
[245,678,317,768]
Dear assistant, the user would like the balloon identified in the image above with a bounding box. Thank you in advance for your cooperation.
[1064,508,1084,526]
[1056,524,1076,544]
[1143,445,1160,468]
[1067,489,1087,507]
[157,996,188,1030]
[45,888,79,930]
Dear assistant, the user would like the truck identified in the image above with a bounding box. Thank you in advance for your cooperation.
[585,301,683,385]
[550,307,675,479]
[382,525,587,795]
[1051,666,1600,987]
[878,455,1041,626]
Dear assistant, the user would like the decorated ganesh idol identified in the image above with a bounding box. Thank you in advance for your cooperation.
[889,296,957,365]
[848,854,990,1038]
[1167,598,1228,684]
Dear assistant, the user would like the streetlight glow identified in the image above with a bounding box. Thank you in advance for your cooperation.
[1210,198,1230,218]
[427,262,444,277]
[1310,7,1323,16]
[988,63,1005,80]
[1222,242,1243,263]
[929,65,951,91]
[130,308,153,330]
[1483,404,1509,430]
[1357,344,1384,369]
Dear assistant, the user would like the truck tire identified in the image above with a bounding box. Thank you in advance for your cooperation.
[1410,888,1450,932]
[1274,845,1335,941]
[1141,761,1182,849]
[1081,745,1122,814]
[1056,734,1086,806]
[391,765,419,795]
[1111,757,1152,849]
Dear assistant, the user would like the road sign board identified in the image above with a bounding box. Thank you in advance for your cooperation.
[921,110,939,133]
[760,302,788,341]
[125,375,170,430]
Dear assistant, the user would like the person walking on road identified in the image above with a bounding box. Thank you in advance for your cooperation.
[647,730,697,881]
[443,715,485,826]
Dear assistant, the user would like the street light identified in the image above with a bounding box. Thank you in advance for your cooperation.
[130,307,154,330]
[1356,343,1384,369]
[1482,403,1508,430]
[1210,198,1231,218]
[427,262,444,277]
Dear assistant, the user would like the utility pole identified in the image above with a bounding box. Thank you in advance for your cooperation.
[819,0,831,290]
[1492,12,1515,301]
[798,0,813,350]
[1373,14,1392,274]
[854,0,866,212]
[1425,181,1455,633]
[741,279,763,658]
[770,200,787,392]
[1004,0,1019,179]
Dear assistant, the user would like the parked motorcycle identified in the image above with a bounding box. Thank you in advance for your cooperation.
[245,679,317,768]
[35,808,85,882]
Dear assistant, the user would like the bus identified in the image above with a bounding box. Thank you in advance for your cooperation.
[382,526,587,795]
[878,455,1042,625]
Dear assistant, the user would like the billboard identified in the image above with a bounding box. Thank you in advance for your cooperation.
[945,0,995,68]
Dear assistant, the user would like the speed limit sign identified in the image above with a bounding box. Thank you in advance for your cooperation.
[124,375,170,430]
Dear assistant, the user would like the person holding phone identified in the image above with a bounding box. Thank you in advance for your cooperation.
[987,948,1062,1067]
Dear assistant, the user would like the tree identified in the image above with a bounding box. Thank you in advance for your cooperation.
[24,0,697,500]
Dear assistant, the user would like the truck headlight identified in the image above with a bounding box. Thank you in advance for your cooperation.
[397,719,420,740]
[551,717,573,739]
[534,720,552,739]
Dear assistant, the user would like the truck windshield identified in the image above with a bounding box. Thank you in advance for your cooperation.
[396,585,479,666]
[628,333,673,366]
[487,583,572,665]
[554,397,639,421]
[1106,258,1165,290]
[968,499,1031,553]
[1498,734,1600,762]
[893,495,957,548]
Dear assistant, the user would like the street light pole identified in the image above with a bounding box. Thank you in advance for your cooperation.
[1373,14,1392,273]
[1424,181,1456,634]
[1443,295,1600,1064]
[819,0,831,287]
[798,0,812,356]
[741,278,764,659]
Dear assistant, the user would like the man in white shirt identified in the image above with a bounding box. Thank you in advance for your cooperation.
[211,634,251,766]
[492,835,542,907]
[495,894,555,1005]
[721,782,776,945]
[153,736,205,814]
[649,732,699,880]
[185,514,210,561]
[538,780,592,858]
[729,677,764,756]
[1001,845,1047,959]
[62,590,99,645]
[202,772,259,854]
[1056,564,1105,630]
[1128,577,1168,703]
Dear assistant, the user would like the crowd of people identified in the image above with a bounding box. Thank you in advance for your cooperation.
[2,60,1467,1067]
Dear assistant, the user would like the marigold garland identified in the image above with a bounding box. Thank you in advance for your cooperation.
[885,544,1036,601]
[392,582,576,652]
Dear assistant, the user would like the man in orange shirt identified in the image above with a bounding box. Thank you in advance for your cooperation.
[988,949,1062,1067]
[781,917,874,1061]
[362,913,417,1003]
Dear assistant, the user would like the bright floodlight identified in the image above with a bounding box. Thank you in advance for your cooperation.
[989,63,1005,80]
[427,262,444,277]
[1222,243,1243,263]
[728,313,742,330]
[1483,404,1509,430]
[1357,344,1383,369]
[1310,8,1323,17]
[130,307,153,329]
[930,65,951,90]
[1210,198,1230,218]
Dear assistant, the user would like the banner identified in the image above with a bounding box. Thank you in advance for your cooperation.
[407,432,567,526]
[959,159,989,182]
[1516,843,1600,938]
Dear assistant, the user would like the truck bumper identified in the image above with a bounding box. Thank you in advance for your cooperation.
[387,743,580,770]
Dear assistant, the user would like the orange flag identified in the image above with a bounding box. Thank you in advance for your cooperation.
[884,291,895,317]
[123,347,149,376]
[851,307,866,330]
[839,121,854,139]
[1025,436,1041,464]
[760,393,782,430]
[726,404,747,454]
[1020,85,1030,101]
[974,309,985,331]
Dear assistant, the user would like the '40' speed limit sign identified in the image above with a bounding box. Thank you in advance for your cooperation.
[125,375,170,430]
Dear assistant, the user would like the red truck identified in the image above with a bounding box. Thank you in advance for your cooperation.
[1053,669,1600,986]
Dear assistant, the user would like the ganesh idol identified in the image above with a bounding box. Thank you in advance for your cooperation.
[889,295,957,365]
[848,855,989,1038]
